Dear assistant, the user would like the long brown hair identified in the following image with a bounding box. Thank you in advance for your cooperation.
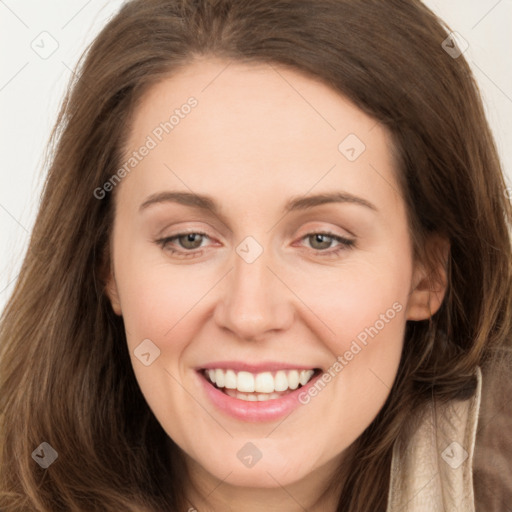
[1,1,511,510]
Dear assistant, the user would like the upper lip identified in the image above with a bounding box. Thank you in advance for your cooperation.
[197,361,320,373]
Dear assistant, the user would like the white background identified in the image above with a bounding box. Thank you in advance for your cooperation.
[1,0,511,314]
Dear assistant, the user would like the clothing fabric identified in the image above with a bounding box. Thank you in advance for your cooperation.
[387,369,481,511]
[387,363,512,511]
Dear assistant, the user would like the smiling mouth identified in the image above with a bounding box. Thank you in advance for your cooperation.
[201,368,322,402]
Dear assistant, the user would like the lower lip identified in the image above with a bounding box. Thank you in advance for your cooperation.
[197,370,322,422]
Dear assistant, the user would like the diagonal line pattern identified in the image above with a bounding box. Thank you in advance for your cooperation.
[268,62,336,131]
[201,60,233,93]
[265,471,308,511]
[368,367,391,390]
[264,409,296,438]
[265,164,337,234]
[368,162,400,196]
[265,265,336,335]
[205,470,233,497]
[0,272,19,295]
[471,60,512,105]
[163,267,234,337]
[61,0,93,29]
[184,469,233,510]
[0,204,29,233]
[0,0,29,28]
[163,164,337,341]
[162,366,234,438]
[396,471,440,511]
[61,61,95,94]
[471,0,503,30]
[0,62,29,92]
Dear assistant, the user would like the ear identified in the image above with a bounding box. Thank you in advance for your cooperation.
[98,239,123,316]
[103,261,123,316]
[105,271,122,316]
[406,233,450,321]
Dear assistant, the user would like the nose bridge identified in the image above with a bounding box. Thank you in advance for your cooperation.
[214,235,292,340]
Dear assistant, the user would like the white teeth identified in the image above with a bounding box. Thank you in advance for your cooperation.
[224,389,287,401]
[224,369,237,389]
[299,369,312,386]
[274,371,288,391]
[215,369,225,388]
[254,372,274,393]
[288,370,299,390]
[204,368,316,395]
[237,371,255,392]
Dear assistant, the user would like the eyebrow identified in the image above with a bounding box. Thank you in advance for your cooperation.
[139,190,377,215]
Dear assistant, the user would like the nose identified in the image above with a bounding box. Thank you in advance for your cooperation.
[213,243,294,341]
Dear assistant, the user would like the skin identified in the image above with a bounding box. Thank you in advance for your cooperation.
[105,57,448,511]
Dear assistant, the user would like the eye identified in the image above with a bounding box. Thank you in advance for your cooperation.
[155,231,211,258]
[300,231,355,256]
[155,230,355,258]
[172,232,206,250]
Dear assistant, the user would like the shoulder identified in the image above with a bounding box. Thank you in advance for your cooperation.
[388,359,512,512]
[473,352,512,510]
[388,369,480,511]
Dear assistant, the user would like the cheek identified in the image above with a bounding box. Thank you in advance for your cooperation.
[113,256,212,414]
[290,256,410,442]
[293,255,411,353]
[115,257,208,349]
[114,261,208,442]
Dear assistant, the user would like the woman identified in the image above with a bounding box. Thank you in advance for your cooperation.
[0,0,511,510]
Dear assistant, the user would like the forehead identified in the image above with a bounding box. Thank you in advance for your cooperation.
[127,57,384,151]
[120,57,401,213]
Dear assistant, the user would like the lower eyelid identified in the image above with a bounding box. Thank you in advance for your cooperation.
[157,231,355,253]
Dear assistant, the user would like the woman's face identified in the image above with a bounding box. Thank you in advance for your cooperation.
[106,58,442,493]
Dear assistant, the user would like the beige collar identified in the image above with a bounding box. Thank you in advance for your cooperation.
[387,367,482,511]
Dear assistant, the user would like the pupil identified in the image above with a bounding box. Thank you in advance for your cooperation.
[312,234,330,249]
[182,233,201,249]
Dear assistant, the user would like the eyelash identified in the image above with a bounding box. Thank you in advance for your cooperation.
[155,230,355,258]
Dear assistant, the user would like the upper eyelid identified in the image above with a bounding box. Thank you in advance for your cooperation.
[158,221,355,240]
[159,230,354,249]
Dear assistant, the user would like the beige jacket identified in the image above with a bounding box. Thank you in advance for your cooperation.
[387,363,512,511]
